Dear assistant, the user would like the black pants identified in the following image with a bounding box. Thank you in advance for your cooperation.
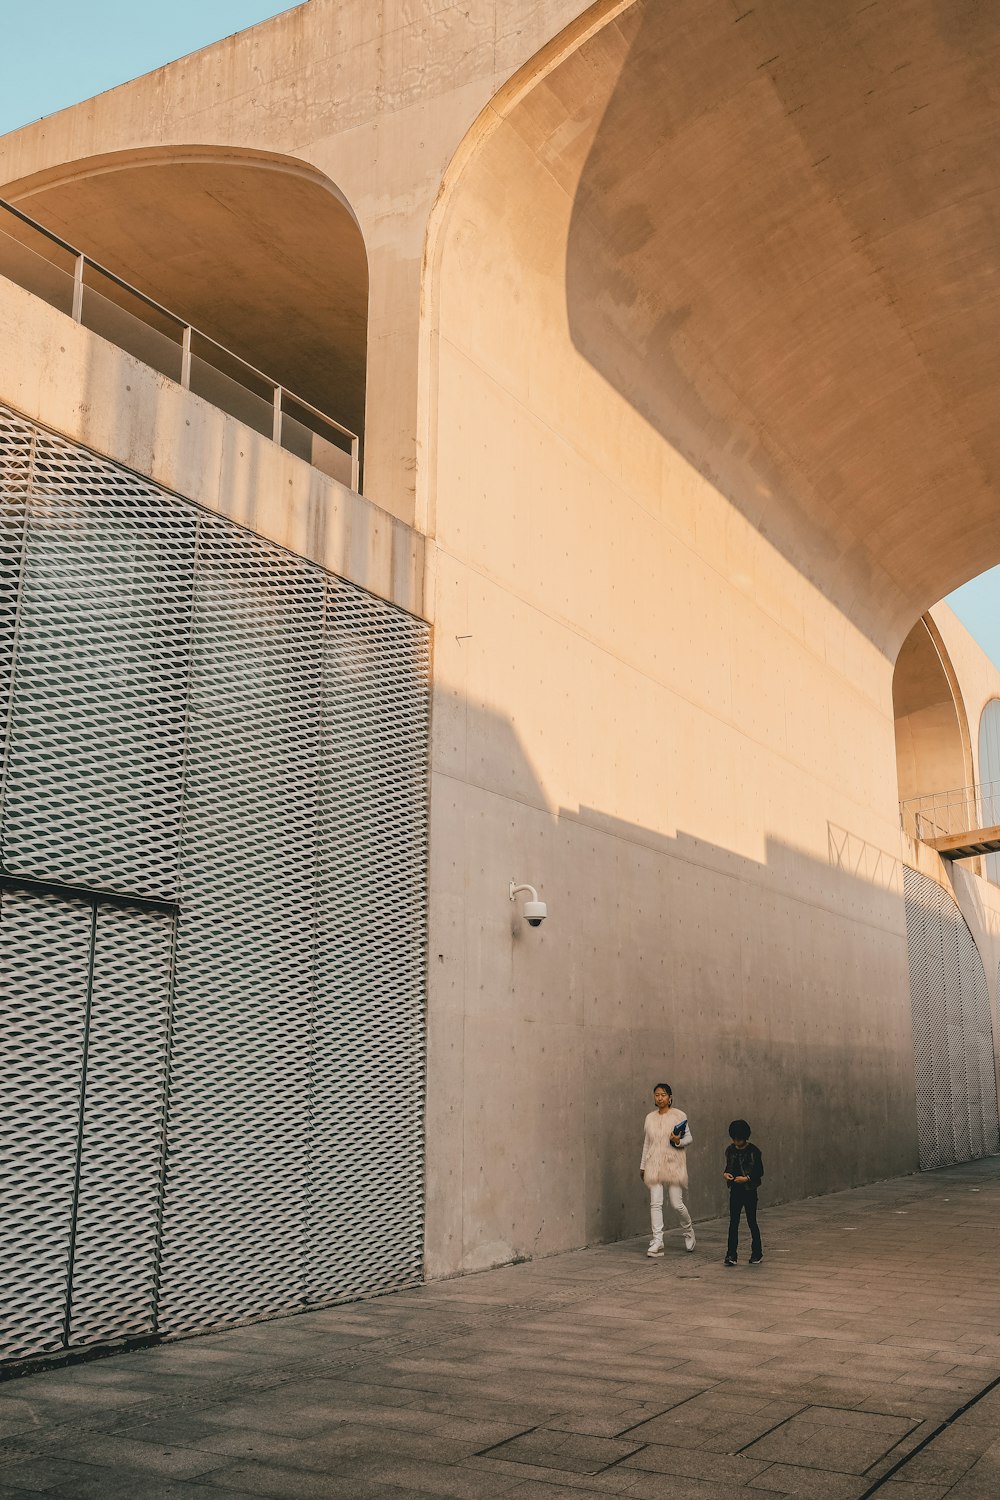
[727,1186,761,1259]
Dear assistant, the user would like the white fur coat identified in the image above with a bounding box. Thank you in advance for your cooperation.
[640,1106,692,1186]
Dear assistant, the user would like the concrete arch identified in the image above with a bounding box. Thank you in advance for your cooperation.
[5,146,369,442]
[893,614,973,805]
[424,0,1000,653]
[416,0,631,534]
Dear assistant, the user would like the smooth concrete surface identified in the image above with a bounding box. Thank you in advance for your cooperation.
[1,1160,1000,1498]
[0,276,425,620]
[423,4,930,1272]
[552,1,1000,648]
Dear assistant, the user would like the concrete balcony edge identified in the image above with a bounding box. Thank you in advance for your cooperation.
[0,274,426,621]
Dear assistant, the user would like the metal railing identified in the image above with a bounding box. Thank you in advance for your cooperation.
[0,198,360,492]
[900,781,1000,843]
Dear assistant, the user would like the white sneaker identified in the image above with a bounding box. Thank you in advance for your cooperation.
[647,1240,664,1257]
[684,1227,696,1252]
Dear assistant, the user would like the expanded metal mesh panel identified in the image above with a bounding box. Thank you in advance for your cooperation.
[0,408,32,501]
[907,888,940,1169]
[68,905,173,1346]
[2,430,194,900]
[944,915,971,1162]
[0,890,91,1358]
[157,521,323,1333]
[0,403,429,1363]
[979,701,1000,885]
[904,867,1000,1169]
[928,914,955,1165]
[976,967,999,1152]
[308,581,429,1300]
[963,928,985,1160]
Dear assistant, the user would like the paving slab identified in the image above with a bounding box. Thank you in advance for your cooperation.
[3,1159,1000,1496]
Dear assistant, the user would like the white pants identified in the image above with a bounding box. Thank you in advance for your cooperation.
[649,1182,692,1240]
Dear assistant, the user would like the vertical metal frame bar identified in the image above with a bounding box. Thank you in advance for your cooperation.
[0,427,35,828]
[62,902,99,1347]
[272,386,283,446]
[71,256,85,324]
[150,514,200,1336]
[180,327,192,391]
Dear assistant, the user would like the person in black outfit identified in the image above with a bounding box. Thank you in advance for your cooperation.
[723,1119,763,1266]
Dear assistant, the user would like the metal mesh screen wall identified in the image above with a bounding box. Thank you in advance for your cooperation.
[0,406,429,1364]
[903,866,1000,1169]
[978,700,1000,884]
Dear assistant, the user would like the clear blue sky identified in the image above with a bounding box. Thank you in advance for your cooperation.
[1,1,997,670]
[0,3,298,137]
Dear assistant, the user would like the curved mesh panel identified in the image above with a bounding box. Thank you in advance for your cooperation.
[904,866,1000,1168]
[979,700,1000,884]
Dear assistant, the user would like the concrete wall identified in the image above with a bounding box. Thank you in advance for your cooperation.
[421,29,920,1276]
[0,276,424,617]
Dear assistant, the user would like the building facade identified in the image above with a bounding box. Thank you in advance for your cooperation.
[3,0,1000,1365]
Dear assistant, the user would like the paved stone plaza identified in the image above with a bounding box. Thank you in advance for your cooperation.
[2,1160,1000,1499]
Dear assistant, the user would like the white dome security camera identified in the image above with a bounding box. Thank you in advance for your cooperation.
[509,880,547,927]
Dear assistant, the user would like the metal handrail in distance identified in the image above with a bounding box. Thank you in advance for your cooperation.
[0,198,360,491]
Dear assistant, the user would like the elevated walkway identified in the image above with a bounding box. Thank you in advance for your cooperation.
[901,781,1000,860]
[0,198,360,490]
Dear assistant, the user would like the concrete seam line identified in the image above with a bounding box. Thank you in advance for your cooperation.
[858,1369,1000,1497]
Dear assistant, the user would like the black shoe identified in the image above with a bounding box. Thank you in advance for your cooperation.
[749,1254,763,1265]
[724,1255,737,1266]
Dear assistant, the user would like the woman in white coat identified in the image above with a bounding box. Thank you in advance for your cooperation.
[640,1082,696,1256]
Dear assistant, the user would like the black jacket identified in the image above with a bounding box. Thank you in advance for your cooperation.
[725,1142,764,1189]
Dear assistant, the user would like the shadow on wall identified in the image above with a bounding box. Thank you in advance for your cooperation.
[564,1,1000,646]
[430,696,918,1271]
[571,809,911,1234]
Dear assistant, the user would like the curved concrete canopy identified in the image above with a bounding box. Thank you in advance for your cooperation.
[484,0,1000,650]
[8,150,368,439]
